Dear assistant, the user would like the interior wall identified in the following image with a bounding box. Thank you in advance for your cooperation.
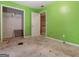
[43,1,79,44]
[3,12,22,38]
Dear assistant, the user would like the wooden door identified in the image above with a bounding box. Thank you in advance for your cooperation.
[40,13,46,35]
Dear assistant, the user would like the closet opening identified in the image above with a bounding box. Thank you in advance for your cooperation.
[2,6,24,41]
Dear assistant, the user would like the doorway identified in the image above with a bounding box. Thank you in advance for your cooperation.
[31,12,46,36]
[1,5,24,41]
[40,12,46,36]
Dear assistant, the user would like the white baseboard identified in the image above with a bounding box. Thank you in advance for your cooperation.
[24,35,44,38]
[46,37,63,42]
[66,42,79,47]
[24,35,41,38]
[46,37,79,47]
[24,36,31,38]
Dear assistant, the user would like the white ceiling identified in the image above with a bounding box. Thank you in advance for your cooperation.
[14,1,53,8]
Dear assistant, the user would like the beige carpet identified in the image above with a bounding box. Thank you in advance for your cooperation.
[0,36,79,57]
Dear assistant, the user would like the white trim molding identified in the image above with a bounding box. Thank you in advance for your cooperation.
[46,37,79,47]
[1,5,3,43]
[24,36,31,38]
[45,11,47,36]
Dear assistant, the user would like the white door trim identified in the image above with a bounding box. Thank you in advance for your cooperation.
[1,4,25,42]
[1,5,3,42]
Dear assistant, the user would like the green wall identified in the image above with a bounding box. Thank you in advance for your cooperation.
[0,1,40,37]
[44,1,79,44]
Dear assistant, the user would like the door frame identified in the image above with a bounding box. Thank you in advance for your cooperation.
[40,11,47,36]
[1,5,3,42]
[1,4,25,42]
